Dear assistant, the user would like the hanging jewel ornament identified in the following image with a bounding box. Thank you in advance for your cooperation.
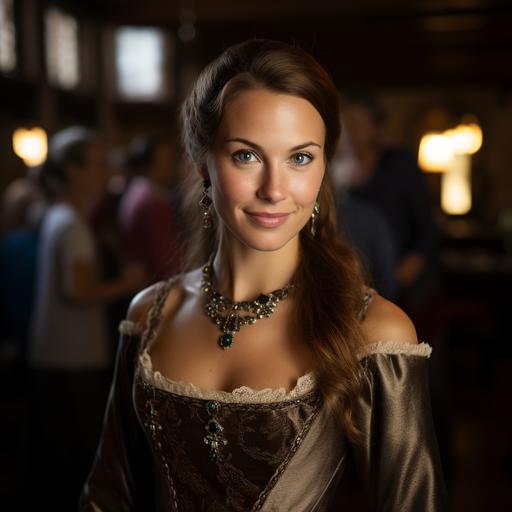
[199,178,213,229]
[200,259,294,350]
[203,400,228,462]
[310,201,320,236]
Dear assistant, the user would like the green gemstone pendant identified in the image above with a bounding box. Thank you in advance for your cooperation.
[208,420,221,434]
[204,400,225,462]
[207,400,219,416]
[218,333,233,349]
[257,294,270,304]
[201,257,294,353]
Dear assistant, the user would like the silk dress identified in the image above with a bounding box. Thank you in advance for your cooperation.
[80,279,447,511]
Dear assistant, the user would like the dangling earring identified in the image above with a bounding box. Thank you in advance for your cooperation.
[199,178,213,229]
[310,201,320,236]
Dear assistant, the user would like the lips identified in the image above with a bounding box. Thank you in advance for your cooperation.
[245,211,291,228]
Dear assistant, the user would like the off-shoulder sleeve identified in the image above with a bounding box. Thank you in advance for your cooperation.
[351,344,448,511]
[79,321,155,512]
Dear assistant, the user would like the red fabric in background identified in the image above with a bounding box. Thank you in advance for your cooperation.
[119,176,180,281]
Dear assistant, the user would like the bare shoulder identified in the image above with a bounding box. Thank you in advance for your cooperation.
[126,276,185,327]
[126,282,161,325]
[361,292,419,345]
[126,267,203,328]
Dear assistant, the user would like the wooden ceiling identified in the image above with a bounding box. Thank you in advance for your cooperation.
[54,0,512,86]
[68,0,509,22]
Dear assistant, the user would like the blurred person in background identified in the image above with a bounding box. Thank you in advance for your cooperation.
[0,176,44,511]
[0,177,44,374]
[118,134,182,283]
[332,117,398,300]
[341,92,450,485]
[25,126,147,511]
[336,191,398,300]
[0,175,44,237]
[88,146,135,353]
[342,91,439,308]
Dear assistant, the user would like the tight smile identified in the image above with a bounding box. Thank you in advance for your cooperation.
[245,211,291,228]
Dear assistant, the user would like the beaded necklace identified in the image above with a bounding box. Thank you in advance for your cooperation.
[200,259,294,350]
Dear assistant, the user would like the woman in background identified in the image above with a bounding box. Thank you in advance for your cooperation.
[81,40,447,511]
[27,127,145,511]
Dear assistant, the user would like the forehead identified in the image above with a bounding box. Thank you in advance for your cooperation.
[214,88,325,148]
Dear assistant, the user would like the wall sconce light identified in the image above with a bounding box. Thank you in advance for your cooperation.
[417,118,482,215]
[418,133,454,172]
[446,122,482,156]
[12,127,48,167]
[441,153,472,215]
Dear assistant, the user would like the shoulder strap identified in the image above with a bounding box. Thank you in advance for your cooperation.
[140,276,179,353]
[357,286,376,322]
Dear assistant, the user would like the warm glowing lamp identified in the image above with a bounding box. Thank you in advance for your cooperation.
[418,133,454,172]
[446,123,483,155]
[12,127,48,166]
[441,154,472,215]
[418,117,482,215]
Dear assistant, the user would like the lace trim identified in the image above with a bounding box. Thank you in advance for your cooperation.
[359,340,432,359]
[119,321,433,403]
[138,348,317,404]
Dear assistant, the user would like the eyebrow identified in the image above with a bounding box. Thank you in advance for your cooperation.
[222,138,322,152]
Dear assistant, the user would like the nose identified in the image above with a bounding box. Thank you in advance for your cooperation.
[256,161,286,203]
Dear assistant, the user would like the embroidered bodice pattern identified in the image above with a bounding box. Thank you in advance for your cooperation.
[122,280,432,511]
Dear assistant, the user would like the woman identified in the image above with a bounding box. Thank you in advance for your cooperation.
[80,40,447,511]
[26,127,146,511]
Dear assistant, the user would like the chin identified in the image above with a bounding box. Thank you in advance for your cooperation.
[228,227,299,253]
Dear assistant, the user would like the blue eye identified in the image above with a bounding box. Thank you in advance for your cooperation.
[291,152,313,166]
[233,150,258,164]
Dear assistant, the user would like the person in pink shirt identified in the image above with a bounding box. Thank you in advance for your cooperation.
[118,135,182,282]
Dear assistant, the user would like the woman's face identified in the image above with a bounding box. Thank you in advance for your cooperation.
[206,88,326,252]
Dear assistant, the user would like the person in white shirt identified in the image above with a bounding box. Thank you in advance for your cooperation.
[25,126,147,512]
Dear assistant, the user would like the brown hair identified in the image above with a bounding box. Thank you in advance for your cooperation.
[179,39,370,444]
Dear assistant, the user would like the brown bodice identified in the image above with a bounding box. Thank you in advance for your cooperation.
[79,279,448,512]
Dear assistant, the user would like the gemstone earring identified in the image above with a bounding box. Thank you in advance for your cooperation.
[199,178,213,229]
[310,201,320,236]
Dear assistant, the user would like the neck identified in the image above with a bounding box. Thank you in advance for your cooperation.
[211,234,300,303]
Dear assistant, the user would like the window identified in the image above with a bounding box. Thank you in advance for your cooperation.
[0,0,16,73]
[115,26,167,100]
[45,7,79,89]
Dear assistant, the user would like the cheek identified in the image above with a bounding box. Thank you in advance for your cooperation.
[292,179,320,202]
[212,168,255,206]
[292,168,325,204]
[215,178,242,205]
